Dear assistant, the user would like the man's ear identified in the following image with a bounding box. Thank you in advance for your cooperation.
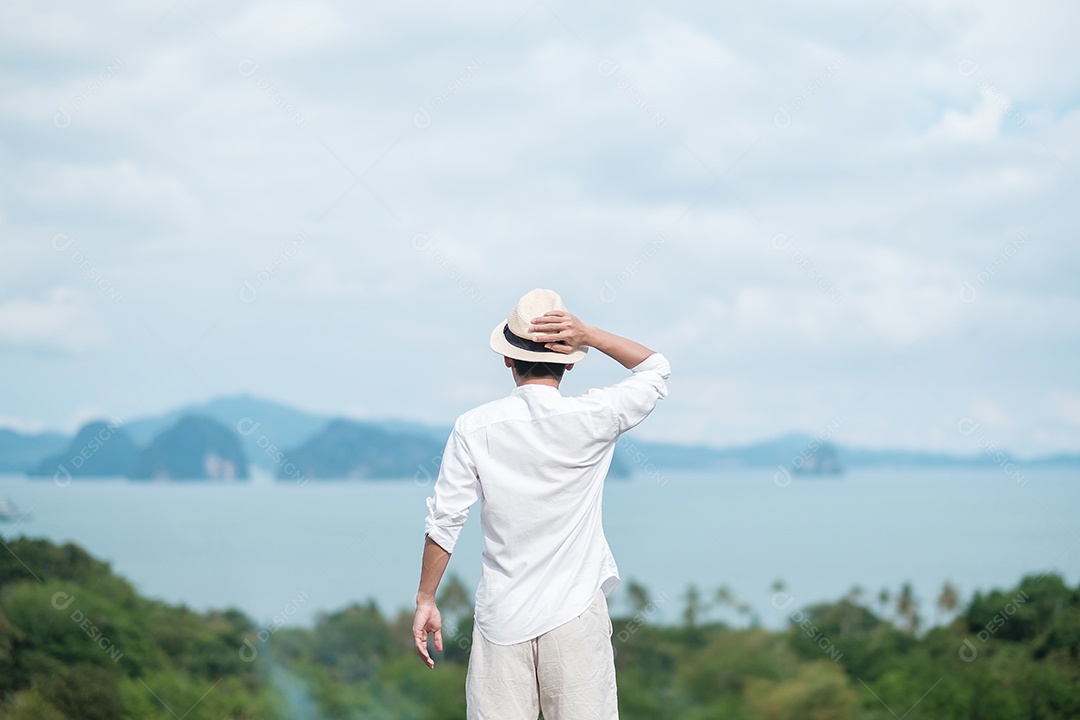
[565,363,574,371]
[504,356,514,368]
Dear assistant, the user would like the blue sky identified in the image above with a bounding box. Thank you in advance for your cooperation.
[1,0,1077,456]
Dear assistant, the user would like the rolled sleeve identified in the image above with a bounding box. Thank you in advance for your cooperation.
[423,424,481,554]
[589,352,671,435]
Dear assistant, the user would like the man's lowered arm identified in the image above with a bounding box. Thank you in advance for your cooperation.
[413,535,451,669]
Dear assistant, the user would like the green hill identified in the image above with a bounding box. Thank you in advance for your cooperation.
[0,538,282,719]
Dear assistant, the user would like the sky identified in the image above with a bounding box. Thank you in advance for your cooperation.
[0,0,1078,457]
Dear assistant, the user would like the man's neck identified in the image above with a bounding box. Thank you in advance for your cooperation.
[515,377,561,389]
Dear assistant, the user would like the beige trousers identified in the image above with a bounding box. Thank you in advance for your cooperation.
[465,589,618,720]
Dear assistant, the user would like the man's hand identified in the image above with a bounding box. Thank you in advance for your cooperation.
[413,598,443,669]
[529,310,592,354]
[532,310,655,369]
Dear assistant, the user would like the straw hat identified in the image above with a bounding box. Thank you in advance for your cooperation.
[489,288,589,363]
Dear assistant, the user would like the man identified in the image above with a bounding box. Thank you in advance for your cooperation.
[413,288,671,719]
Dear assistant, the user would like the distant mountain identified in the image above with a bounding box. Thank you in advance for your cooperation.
[631,434,824,470]
[29,421,140,479]
[6,395,1078,480]
[131,415,249,480]
[124,394,450,473]
[125,394,332,472]
[1010,453,1080,469]
[837,446,993,468]
[792,442,844,474]
[282,419,443,480]
[630,433,1040,472]
[0,428,68,473]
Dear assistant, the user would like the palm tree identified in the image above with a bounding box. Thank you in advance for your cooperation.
[896,582,919,635]
[877,587,891,621]
[682,584,702,630]
[937,581,960,625]
[736,601,755,628]
[711,584,736,626]
[844,584,865,606]
[626,580,651,617]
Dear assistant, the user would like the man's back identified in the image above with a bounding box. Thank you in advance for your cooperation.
[426,353,671,644]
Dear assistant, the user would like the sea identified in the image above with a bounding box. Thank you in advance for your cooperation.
[1,467,1076,630]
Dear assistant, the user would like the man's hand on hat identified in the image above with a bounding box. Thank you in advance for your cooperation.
[529,310,590,354]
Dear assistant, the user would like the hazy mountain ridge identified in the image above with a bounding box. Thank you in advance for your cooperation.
[0,428,68,473]
[130,415,249,480]
[26,415,249,481]
[283,419,443,480]
[2,395,1077,479]
[33,420,140,479]
[633,432,1070,472]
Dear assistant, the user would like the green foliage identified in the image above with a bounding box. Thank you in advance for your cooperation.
[308,600,399,682]
[675,628,799,701]
[4,539,1080,720]
[35,663,125,720]
[3,688,67,720]
[746,661,857,720]
[785,599,912,679]
[0,538,136,604]
[587,574,1078,720]
[0,538,283,719]
[966,573,1075,644]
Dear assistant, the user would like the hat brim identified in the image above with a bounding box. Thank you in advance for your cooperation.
[489,321,588,364]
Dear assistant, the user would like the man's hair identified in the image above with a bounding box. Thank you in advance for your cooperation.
[512,358,567,380]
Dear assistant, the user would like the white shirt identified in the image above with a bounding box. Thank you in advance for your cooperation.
[424,352,671,645]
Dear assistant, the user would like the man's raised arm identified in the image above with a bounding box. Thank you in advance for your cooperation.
[528,311,655,369]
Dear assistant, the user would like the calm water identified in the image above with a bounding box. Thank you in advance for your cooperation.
[1,468,1076,629]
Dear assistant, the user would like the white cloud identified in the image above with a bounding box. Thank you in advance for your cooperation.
[0,416,48,434]
[1056,393,1080,426]
[0,288,107,352]
[24,160,201,229]
[971,396,1010,429]
[65,405,115,434]
[221,1,347,54]
[0,0,1077,454]
[927,94,1006,143]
